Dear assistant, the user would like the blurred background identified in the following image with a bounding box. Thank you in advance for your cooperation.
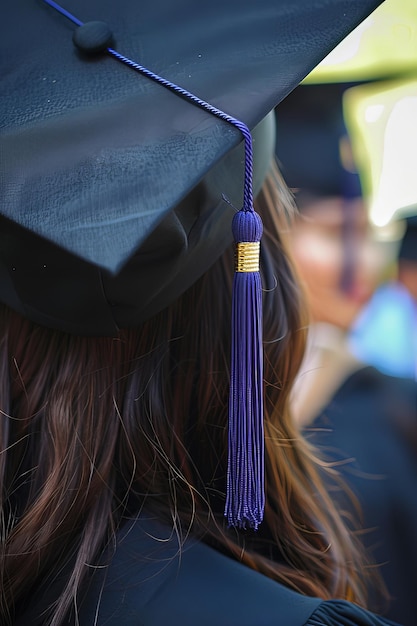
[274,2,417,624]
[275,0,417,381]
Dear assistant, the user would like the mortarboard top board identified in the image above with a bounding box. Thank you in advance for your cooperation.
[1,0,383,336]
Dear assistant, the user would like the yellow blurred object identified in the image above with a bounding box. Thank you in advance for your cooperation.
[304,0,417,83]
[343,79,417,227]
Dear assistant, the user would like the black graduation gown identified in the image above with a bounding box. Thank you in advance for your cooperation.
[34,514,399,626]
[77,516,403,625]
[305,367,417,626]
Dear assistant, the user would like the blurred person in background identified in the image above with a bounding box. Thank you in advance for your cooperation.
[275,82,417,626]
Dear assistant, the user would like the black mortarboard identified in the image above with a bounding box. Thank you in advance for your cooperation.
[1,0,382,335]
[0,0,383,530]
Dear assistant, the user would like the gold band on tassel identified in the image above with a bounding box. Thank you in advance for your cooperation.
[235,242,260,272]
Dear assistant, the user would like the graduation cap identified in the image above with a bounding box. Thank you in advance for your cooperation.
[0,0,383,529]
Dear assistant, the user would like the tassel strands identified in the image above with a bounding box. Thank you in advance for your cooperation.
[226,209,264,530]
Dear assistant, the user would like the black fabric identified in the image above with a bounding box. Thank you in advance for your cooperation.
[307,601,400,626]
[0,0,383,334]
[305,367,417,626]
[399,215,417,263]
[15,514,399,626]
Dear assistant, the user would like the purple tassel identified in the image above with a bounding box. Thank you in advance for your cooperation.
[225,208,264,530]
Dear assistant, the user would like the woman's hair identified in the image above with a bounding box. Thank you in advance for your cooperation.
[0,161,369,625]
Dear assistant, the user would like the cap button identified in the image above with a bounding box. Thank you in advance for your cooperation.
[73,21,113,54]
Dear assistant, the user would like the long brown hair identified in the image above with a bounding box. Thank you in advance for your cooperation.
[0,163,368,625]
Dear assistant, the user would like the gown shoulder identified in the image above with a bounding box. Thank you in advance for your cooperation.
[75,515,401,626]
